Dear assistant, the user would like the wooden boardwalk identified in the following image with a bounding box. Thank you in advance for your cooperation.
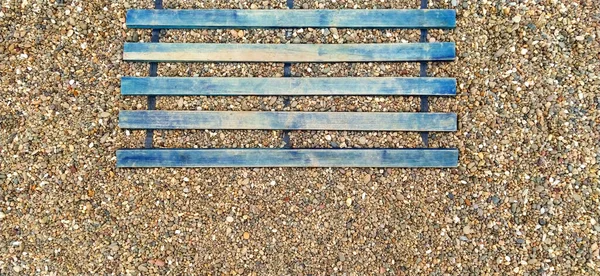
[118,8,458,168]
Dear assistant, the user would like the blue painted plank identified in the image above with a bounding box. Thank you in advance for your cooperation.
[116,148,459,168]
[123,43,455,62]
[121,77,457,96]
[118,111,457,131]
[126,9,456,29]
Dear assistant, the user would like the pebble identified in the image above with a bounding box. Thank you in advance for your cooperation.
[226,216,234,223]
[491,195,500,205]
[463,225,475,235]
[359,137,367,145]
[494,48,505,58]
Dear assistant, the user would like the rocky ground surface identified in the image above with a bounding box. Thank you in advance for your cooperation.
[1,0,599,274]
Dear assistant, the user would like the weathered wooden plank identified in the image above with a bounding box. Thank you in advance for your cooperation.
[119,111,457,131]
[121,77,457,96]
[123,43,455,62]
[126,9,456,29]
[116,148,459,168]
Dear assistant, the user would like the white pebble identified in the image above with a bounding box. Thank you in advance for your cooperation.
[226,216,234,223]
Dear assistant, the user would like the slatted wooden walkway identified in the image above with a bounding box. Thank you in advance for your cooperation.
[118,4,458,168]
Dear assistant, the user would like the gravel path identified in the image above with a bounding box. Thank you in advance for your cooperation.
[1,0,599,274]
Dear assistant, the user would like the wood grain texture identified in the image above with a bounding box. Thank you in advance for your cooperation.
[123,43,455,62]
[121,77,457,96]
[126,9,456,29]
[116,148,459,168]
[119,111,457,131]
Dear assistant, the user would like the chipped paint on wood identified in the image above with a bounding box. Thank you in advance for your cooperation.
[126,9,456,29]
[116,148,459,168]
[121,77,457,96]
[123,43,456,62]
[118,111,457,131]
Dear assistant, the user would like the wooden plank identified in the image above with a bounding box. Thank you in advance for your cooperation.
[123,43,455,62]
[116,148,459,168]
[118,111,457,131]
[126,9,456,29]
[121,77,456,96]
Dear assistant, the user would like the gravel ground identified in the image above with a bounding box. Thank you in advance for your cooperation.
[1,0,599,274]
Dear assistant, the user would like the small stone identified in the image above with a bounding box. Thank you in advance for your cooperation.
[230,30,238,37]
[250,3,258,9]
[237,30,244,37]
[99,112,110,118]
[459,236,468,241]
[363,174,371,184]
[0,212,5,220]
[512,15,521,23]
[346,198,353,207]
[150,259,165,267]
[359,137,367,145]
[538,218,547,226]
[447,193,454,200]
[516,239,525,244]
[575,35,585,41]
[243,232,250,239]
[463,225,475,235]
[226,216,234,223]
[108,243,119,252]
[13,266,22,273]
[491,195,500,205]
[494,49,506,58]
[138,265,148,272]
